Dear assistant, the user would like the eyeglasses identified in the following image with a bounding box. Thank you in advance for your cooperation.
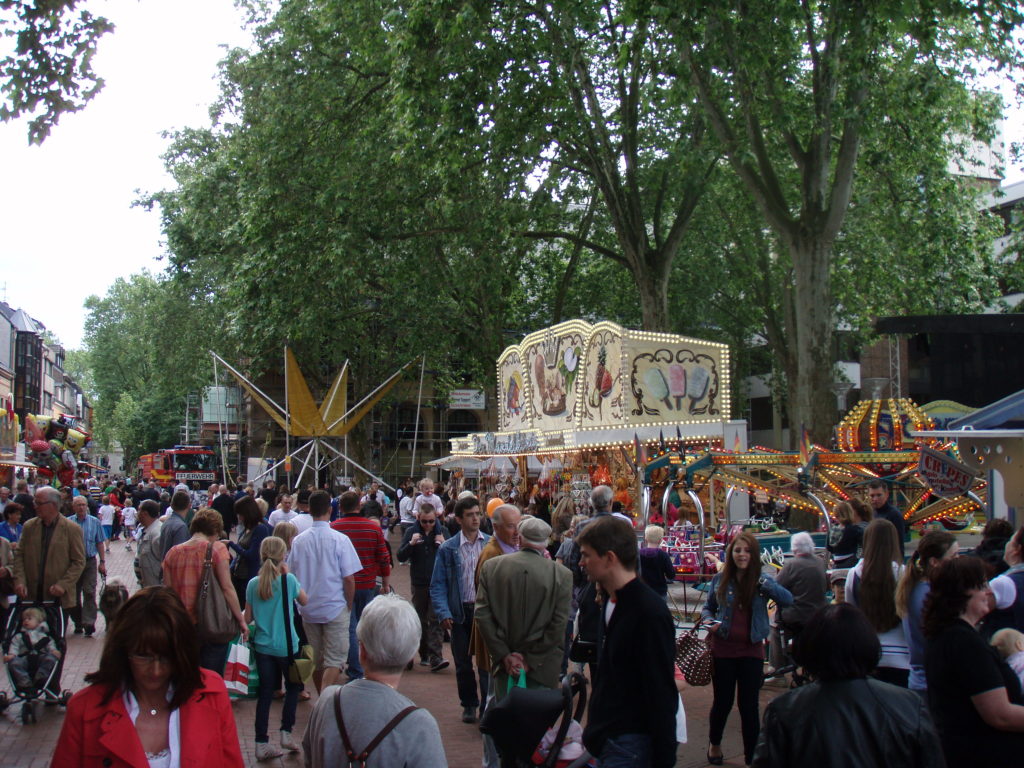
[421,519,436,525]
[129,654,171,668]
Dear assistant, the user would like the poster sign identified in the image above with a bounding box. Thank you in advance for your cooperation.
[918,446,979,498]
[449,389,486,410]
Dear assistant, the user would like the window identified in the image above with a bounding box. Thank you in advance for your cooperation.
[384,403,425,448]
[447,410,480,440]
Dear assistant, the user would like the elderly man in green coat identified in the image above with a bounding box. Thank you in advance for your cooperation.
[474,516,572,695]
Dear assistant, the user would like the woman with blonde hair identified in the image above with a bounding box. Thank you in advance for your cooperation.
[243,536,309,760]
[847,519,909,686]
[272,521,299,552]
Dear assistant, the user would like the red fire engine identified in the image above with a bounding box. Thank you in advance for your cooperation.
[136,445,218,488]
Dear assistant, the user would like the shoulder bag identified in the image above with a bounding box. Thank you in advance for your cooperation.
[675,619,714,686]
[333,686,418,768]
[196,542,238,644]
[281,573,314,683]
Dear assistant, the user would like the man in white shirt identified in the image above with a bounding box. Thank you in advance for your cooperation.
[268,494,298,527]
[290,489,314,534]
[287,490,361,692]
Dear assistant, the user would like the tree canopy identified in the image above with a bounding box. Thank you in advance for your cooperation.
[80,0,1021,455]
[0,0,113,143]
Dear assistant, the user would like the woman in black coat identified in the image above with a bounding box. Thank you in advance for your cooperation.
[752,603,944,768]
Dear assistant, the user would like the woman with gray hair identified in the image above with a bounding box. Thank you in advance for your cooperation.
[767,532,828,675]
[302,593,447,767]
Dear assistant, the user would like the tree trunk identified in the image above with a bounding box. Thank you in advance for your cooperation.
[786,237,838,446]
[633,252,671,332]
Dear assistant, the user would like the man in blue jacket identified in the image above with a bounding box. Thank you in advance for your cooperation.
[430,495,491,724]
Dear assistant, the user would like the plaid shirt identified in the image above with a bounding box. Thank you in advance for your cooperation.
[330,516,392,590]
[162,538,229,623]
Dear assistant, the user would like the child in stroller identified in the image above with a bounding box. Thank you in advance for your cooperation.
[5,606,61,691]
[1,601,71,723]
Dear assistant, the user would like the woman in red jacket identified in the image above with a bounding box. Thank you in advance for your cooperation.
[52,586,243,768]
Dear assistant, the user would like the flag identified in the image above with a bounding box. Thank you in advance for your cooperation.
[799,425,812,467]
[633,433,647,466]
[732,431,742,453]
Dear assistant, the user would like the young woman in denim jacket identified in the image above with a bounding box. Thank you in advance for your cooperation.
[702,532,793,766]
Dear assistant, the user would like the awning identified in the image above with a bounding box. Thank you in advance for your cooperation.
[426,455,486,470]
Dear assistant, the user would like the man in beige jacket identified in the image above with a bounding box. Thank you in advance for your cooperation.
[13,485,85,612]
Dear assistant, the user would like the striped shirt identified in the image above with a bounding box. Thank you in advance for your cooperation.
[458,532,485,604]
[72,513,106,558]
[330,516,392,590]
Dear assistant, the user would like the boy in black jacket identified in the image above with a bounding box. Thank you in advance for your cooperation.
[577,515,677,767]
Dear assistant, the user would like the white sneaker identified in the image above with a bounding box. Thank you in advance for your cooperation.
[255,742,283,760]
[280,730,301,753]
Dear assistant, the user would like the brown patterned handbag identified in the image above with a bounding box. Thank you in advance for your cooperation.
[675,619,714,686]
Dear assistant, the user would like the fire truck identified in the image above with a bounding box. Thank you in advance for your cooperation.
[136,446,218,488]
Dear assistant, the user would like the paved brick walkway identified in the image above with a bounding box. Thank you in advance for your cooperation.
[0,527,780,767]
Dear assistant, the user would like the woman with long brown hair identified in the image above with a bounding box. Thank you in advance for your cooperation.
[52,587,243,767]
[847,518,909,686]
[702,532,793,766]
[896,529,958,695]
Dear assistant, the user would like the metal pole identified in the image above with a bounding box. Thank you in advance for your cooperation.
[687,489,707,586]
[410,356,426,478]
[319,440,397,493]
[212,356,230,486]
[284,347,292,491]
[805,492,832,536]
[209,351,289,418]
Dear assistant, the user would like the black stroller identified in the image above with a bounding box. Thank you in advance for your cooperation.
[480,672,594,768]
[0,600,73,723]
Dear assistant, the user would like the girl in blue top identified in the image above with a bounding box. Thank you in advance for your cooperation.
[243,536,308,761]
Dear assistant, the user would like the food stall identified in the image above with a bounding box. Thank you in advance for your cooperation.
[444,319,744,534]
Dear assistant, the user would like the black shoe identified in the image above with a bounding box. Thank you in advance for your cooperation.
[430,658,450,673]
[73,626,83,635]
[461,705,477,724]
[84,625,95,637]
[707,747,724,765]
[406,660,414,671]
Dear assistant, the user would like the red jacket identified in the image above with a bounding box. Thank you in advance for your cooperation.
[51,669,243,768]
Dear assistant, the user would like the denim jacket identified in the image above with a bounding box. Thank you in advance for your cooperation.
[429,531,490,624]
[701,572,793,644]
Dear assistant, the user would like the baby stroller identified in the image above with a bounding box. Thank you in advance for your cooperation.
[0,600,73,723]
[480,672,594,768]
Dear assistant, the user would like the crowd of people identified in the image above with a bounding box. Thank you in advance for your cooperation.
[2,474,1024,766]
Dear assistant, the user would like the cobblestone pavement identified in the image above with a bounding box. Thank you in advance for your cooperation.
[0,526,782,767]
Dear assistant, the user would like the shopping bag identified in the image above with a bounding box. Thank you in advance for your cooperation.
[223,639,250,696]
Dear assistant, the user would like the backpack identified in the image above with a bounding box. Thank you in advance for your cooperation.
[333,688,419,767]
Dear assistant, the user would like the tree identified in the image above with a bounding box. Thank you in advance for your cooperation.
[0,0,113,143]
[390,0,717,331]
[81,272,225,468]
[660,0,1022,441]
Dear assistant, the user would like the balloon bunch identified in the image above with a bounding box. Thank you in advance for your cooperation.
[23,414,92,487]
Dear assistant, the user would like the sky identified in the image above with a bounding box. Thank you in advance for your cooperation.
[0,0,253,350]
[0,3,1021,351]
